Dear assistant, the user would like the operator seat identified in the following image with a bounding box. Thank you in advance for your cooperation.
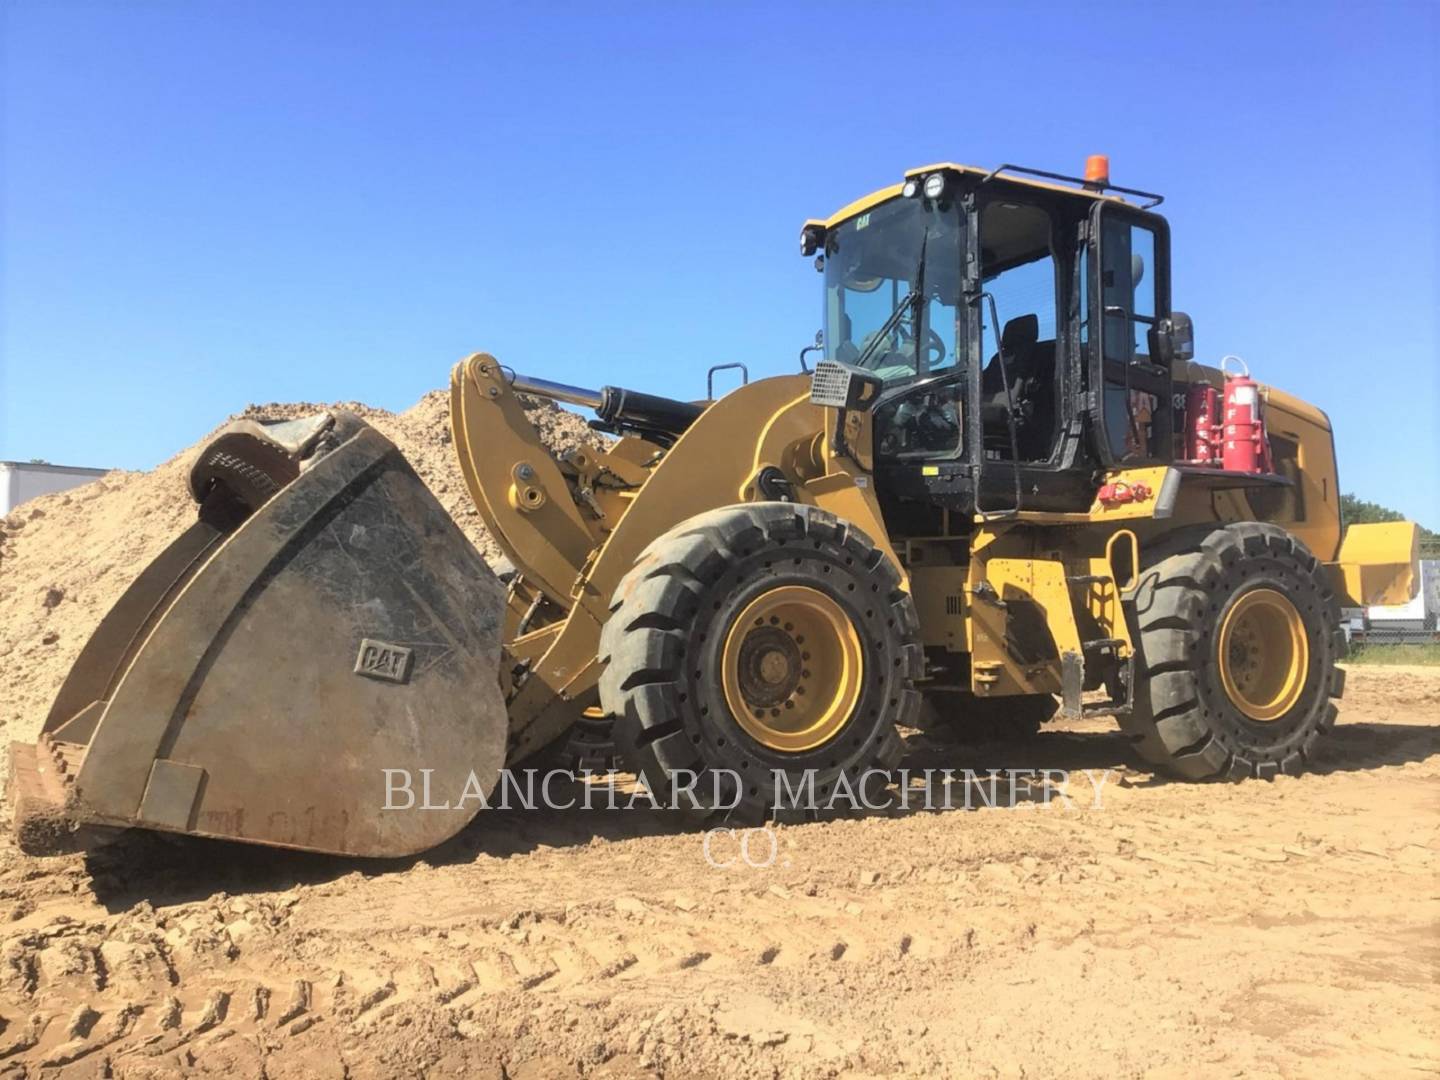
[981,314,1038,429]
[980,314,1056,461]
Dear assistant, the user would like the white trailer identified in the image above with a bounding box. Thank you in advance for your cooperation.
[1362,558,1439,644]
[0,461,109,518]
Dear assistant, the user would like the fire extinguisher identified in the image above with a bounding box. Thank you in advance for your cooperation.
[1184,381,1221,465]
[1220,355,1272,474]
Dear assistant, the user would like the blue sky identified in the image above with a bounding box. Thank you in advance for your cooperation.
[1,1,1436,525]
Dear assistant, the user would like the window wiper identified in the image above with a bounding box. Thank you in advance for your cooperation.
[853,288,919,370]
[854,233,928,371]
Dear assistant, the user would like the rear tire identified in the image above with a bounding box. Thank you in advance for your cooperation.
[1122,521,1344,779]
[599,503,922,821]
[523,704,620,773]
[559,707,620,773]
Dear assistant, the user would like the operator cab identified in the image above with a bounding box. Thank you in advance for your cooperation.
[803,158,1188,526]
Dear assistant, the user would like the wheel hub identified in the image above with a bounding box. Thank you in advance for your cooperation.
[737,626,802,707]
[720,585,864,753]
[1217,587,1309,722]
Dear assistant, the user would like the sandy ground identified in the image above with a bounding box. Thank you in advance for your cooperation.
[0,665,1434,1078]
[1,395,1436,1077]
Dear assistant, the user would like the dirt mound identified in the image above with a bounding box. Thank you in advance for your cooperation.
[0,390,602,749]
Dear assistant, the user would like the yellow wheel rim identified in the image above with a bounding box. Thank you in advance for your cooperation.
[720,585,864,752]
[1216,587,1309,722]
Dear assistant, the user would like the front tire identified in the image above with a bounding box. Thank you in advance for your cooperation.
[1122,522,1344,779]
[599,503,922,821]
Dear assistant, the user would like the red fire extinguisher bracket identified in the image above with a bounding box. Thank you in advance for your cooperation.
[1184,381,1221,466]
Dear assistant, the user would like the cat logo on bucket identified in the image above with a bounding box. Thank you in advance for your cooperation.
[354,639,413,684]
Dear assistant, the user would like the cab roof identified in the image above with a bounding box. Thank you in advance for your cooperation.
[804,161,1163,233]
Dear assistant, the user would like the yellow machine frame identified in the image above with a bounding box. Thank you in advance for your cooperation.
[450,345,1417,754]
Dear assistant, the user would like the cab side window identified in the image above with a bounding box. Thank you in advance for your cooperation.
[1099,219,1162,461]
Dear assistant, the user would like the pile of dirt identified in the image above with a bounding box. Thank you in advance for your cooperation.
[0,390,602,749]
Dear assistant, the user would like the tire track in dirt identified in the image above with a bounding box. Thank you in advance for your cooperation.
[0,674,1436,1077]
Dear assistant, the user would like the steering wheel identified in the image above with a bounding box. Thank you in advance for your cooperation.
[897,322,947,366]
[881,392,962,456]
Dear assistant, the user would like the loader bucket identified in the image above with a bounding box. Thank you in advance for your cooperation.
[10,411,508,858]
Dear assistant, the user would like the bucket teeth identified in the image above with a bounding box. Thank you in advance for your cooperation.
[10,738,84,856]
[44,735,85,777]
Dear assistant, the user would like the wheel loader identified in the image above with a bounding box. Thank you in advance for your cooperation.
[10,157,1420,859]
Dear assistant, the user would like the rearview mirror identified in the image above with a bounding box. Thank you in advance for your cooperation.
[1151,311,1195,367]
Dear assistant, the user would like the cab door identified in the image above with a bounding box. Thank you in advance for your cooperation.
[867,222,971,512]
[1087,201,1175,465]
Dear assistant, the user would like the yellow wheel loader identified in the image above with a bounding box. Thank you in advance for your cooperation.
[11,158,1420,858]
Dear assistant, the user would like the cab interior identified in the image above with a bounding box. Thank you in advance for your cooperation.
[977,200,1061,464]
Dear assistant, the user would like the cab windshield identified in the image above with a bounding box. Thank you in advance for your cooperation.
[823,196,962,385]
